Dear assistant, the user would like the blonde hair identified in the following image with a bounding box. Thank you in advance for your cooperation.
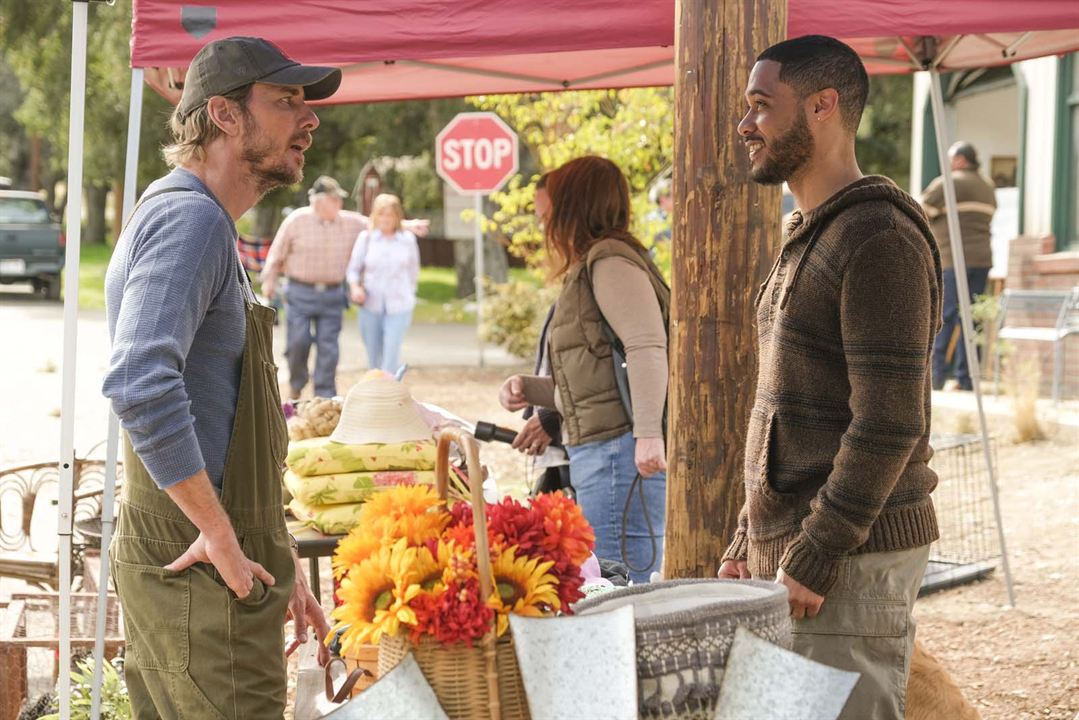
[162,84,253,168]
[369,193,404,232]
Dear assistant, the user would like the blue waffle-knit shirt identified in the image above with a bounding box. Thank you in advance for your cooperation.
[103,169,253,490]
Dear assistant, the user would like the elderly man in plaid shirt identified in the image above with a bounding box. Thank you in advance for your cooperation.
[261,175,427,399]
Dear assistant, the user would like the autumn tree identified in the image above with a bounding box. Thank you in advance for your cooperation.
[470,88,675,274]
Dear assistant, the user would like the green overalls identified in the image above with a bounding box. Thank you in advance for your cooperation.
[110,284,294,718]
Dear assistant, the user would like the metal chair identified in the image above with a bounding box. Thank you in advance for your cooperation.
[0,457,122,592]
[992,287,1079,404]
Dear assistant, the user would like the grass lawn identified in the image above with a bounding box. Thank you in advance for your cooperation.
[71,244,536,323]
[72,244,114,311]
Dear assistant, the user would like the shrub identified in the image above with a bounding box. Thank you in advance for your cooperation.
[39,656,131,720]
[482,279,558,359]
[1007,358,1045,443]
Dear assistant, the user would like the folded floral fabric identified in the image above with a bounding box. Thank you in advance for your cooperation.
[289,498,364,536]
[283,469,437,506]
[286,437,437,476]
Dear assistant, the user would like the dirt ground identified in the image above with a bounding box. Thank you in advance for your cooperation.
[914,438,1079,719]
[361,366,1079,720]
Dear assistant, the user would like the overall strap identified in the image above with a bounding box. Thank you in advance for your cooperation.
[118,187,192,236]
[124,185,254,299]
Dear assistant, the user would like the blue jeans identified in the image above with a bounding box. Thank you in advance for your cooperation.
[566,430,665,584]
[932,267,990,390]
[284,283,345,398]
[359,307,413,373]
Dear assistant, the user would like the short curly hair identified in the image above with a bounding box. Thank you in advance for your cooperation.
[757,35,869,133]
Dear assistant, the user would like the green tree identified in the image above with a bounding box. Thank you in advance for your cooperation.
[857,74,914,190]
[469,88,675,273]
[0,0,175,243]
[0,55,31,187]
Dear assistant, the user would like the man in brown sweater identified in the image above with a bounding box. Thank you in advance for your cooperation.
[718,35,942,719]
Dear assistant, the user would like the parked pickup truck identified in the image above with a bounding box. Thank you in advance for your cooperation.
[0,190,65,300]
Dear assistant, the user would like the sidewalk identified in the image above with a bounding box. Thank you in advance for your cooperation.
[272,317,521,377]
[932,388,1079,443]
[0,291,521,467]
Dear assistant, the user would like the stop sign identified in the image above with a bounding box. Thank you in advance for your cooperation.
[436,112,519,194]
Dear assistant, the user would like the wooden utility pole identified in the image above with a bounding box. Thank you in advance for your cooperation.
[664,0,787,578]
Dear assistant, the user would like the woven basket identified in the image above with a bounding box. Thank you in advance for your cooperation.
[575,578,791,720]
[376,426,531,720]
[341,643,380,696]
[378,633,529,719]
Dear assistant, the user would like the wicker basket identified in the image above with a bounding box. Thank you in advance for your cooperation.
[575,578,791,720]
[341,643,380,695]
[379,633,529,719]
[376,427,531,720]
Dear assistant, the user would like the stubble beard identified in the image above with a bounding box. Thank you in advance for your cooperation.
[240,121,304,196]
[750,109,814,186]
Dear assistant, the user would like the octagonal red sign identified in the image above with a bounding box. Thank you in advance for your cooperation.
[436,112,519,195]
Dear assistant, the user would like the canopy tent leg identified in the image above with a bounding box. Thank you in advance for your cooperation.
[88,67,143,719]
[927,68,1017,607]
[58,2,90,718]
[474,193,486,368]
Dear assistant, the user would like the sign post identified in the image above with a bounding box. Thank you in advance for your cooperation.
[435,112,519,367]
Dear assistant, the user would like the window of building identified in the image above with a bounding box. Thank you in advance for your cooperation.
[1052,53,1079,251]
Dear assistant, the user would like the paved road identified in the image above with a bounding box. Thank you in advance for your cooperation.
[0,287,518,467]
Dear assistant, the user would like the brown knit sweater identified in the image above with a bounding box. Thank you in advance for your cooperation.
[721,176,942,596]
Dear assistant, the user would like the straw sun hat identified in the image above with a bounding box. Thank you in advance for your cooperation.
[329,377,433,445]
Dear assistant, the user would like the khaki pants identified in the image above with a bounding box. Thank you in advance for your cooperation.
[791,546,930,720]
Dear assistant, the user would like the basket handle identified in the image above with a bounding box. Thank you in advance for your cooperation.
[435,426,494,603]
[324,656,371,703]
[435,426,504,720]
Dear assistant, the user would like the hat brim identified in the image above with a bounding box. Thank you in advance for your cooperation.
[329,414,432,446]
[260,64,342,101]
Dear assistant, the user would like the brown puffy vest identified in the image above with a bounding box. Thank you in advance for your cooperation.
[548,238,670,446]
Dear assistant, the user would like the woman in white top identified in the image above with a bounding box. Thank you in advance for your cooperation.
[346,194,420,373]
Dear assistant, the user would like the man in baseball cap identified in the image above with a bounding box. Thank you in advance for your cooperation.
[177,36,341,121]
[103,36,338,718]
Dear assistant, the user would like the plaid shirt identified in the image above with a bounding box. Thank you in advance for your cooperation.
[261,207,368,285]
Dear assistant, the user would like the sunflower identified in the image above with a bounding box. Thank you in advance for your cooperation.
[360,483,443,523]
[330,539,425,652]
[387,510,450,547]
[486,546,560,636]
[412,544,445,592]
[332,530,382,580]
[358,484,449,546]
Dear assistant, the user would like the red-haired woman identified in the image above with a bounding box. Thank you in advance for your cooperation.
[500,156,670,583]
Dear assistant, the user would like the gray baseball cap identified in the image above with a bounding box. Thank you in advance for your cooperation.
[177,36,341,121]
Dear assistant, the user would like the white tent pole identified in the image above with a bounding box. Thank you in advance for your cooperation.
[59,2,90,718]
[927,68,1016,607]
[89,66,142,720]
[89,414,120,719]
[121,70,144,219]
[474,193,486,368]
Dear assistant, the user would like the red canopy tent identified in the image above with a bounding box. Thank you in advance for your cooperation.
[129,0,1079,103]
[53,1,1079,716]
